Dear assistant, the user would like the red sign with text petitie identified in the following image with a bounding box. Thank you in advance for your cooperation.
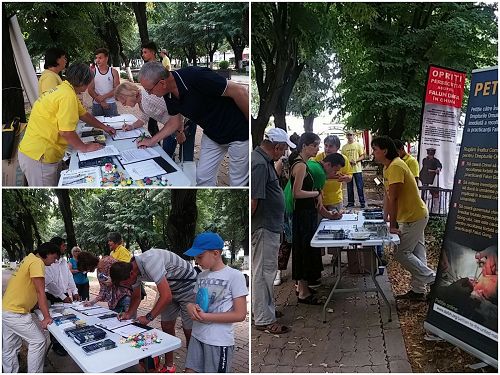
[425,66,466,108]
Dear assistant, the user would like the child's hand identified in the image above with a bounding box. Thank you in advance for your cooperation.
[187,303,205,321]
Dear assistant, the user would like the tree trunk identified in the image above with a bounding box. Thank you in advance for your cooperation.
[14,190,42,249]
[303,115,315,133]
[166,190,198,258]
[54,189,77,249]
[2,5,26,126]
[131,2,149,43]
[225,33,245,71]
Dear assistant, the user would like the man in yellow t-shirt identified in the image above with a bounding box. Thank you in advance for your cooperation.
[314,135,353,211]
[160,49,171,71]
[108,232,132,262]
[393,139,419,183]
[38,47,66,96]
[18,63,116,186]
[2,243,59,373]
[371,136,435,301]
[341,131,366,208]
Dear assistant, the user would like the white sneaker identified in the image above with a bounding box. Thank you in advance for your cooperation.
[274,270,282,286]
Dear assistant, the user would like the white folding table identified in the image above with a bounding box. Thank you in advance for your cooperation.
[36,305,181,373]
[310,212,400,323]
[68,115,192,186]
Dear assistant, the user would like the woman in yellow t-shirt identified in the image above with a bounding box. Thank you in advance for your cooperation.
[38,47,67,96]
[371,136,435,301]
[18,63,116,186]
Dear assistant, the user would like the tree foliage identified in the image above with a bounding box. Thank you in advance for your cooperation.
[2,189,248,266]
[330,2,498,140]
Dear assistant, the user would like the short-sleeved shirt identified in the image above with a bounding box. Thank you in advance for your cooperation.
[110,244,132,263]
[162,56,171,71]
[38,69,63,96]
[138,88,172,125]
[3,253,45,314]
[383,157,427,223]
[402,154,419,178]
[68,258,89,285]
[314,152,352,205]
[341,142,364,173]
[133,249,197,299]
[192,266,248,346]
[251,146,284,233]
[163,67,248,144]
[19,80,86,163]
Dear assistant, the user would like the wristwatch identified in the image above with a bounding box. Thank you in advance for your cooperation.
[146,312,154,322]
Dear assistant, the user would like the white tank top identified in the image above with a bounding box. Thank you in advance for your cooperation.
[93,67,116,104]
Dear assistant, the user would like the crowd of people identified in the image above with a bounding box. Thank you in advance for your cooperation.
[2,232,248,373]
[18,42,249,187]
[251,128,440,333]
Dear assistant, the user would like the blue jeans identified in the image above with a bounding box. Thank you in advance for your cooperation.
[347,172,365,206]
[92,102,118,117]
[162,119,197,162]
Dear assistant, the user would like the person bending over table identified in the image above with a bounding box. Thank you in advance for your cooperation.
[115,81,196,162]
[18,63,116,186]
[110,249,198,373]
[371,136,435,301]
[76,253,133,314]
[288,132,343,305]
[136,62,249,186]
[2,243,60,373]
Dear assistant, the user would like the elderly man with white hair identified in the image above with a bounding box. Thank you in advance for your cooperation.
[136,62,249,186]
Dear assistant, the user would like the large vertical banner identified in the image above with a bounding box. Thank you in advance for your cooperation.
[418,65,466,198]
[424,67,498,367]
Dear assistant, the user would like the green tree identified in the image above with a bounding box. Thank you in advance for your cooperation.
[251,3,331,146]
[333,2,498,139]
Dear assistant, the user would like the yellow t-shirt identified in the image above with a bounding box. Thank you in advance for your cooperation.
[3,253,45,314]
[38,69,63,96]
[162,56,171,71]
[110,244,132,263]
[314,152,353,205]
[383,157,427,223]
[18,80,86,163]
[341,142,364,173]
[402,154,419,178]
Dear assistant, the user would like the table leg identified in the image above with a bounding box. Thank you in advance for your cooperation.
[323,251,342,323]
[369,249,392,322]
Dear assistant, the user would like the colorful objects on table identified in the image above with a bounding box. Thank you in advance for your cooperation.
[119,332,162,349]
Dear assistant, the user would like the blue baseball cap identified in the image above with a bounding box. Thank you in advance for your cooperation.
[184,232,224,257]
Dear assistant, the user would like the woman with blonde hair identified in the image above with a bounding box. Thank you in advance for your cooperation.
[115,82,196,161]
[68,246,90,300]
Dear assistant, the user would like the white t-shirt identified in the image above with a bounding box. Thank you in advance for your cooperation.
[192,266,248,346]
[93,67,116,104]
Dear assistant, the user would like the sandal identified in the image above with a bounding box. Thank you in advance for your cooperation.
[255,322,290,334]
[297,294,322,305]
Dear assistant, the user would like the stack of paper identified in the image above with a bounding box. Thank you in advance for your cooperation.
[78,145,119,162]
[118,147,160,164]
[123,159,166,180]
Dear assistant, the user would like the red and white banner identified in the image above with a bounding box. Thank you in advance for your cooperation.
[418,65,466,193]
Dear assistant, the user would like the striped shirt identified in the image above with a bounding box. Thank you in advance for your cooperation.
[133,249,197,298]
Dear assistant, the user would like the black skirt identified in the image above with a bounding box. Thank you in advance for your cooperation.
[292,207,322,281]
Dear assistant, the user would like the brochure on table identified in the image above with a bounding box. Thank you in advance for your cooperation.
[123,159,167,180]
[118,147,161,164]
[58,167,101,187]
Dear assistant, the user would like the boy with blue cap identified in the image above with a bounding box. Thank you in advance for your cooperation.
[184,232,248,373]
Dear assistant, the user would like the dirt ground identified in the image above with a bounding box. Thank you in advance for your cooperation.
[363,166,496,373]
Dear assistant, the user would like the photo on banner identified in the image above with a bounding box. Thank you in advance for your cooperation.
[424,66,498,367]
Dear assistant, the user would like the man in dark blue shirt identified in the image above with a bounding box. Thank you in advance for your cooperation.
[137,62,249,186]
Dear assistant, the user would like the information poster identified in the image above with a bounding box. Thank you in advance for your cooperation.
[425,67,498,367]
[418,65,466,193]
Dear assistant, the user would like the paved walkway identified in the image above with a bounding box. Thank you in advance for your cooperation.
[251,253,412,373]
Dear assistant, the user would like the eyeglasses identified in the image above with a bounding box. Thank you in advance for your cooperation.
[144,78,162,94]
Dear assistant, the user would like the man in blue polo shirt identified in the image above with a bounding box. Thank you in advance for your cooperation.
[137,62,249,186]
